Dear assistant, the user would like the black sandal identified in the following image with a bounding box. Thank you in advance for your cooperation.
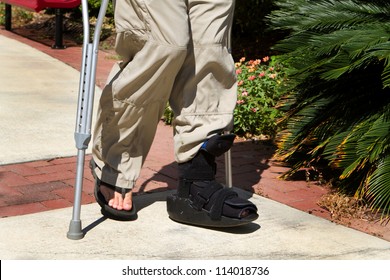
[91,160,137,221]
[167,134,258,227]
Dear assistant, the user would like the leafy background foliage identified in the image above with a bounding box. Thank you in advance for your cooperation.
[234,57,286,138]
[270,0,390,217]
[232,0,284,59]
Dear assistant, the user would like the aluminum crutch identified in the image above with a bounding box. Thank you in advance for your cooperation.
[224,0,235,188]
[67,0,110,240]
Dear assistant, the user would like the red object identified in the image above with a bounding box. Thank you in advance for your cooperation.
[1,0,81,12]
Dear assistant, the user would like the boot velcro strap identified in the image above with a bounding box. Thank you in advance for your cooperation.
[209,188,238,220]
[190,181,238,220]
[191,181,222,211]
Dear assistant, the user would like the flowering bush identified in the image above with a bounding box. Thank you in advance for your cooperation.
[162,57,286,139]
[234,56,286,138]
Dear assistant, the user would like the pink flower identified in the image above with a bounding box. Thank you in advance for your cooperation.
[251,108,257,113]
[236,68,242,75]
[237,100,245,104]
[242,90,248,97]
[269,73,277,79]
[259,72,265,77]
[253,59,261,65]
[269,67,274,71]
[248,75,256,81]
[237,80,244,86]
[263,56,269,62]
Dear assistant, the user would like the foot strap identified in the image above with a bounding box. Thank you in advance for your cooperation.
[191,181,238,220]
[115,186,131,200]
[90,160,137,221]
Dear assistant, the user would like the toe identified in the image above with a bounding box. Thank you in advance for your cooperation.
[122,191,133,211]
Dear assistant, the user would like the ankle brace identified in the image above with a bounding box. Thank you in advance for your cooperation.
[177,133,235,197]
[201,133,236,156]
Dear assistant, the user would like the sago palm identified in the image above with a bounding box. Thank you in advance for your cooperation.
[269,0,390,217]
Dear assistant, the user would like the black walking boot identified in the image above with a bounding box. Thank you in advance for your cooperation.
[167,134,258,227]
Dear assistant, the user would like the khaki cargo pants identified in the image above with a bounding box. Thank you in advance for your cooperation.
[92,0,237,189]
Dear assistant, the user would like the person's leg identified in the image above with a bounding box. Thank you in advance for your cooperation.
[92,0,190,217]
[167,0,258,227]
[170,0,237,161]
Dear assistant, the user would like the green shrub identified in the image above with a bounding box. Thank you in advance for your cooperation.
[87,0,114,19]
[234,56,286,138]
[162,56,287,140]
[162,104,174,126]
[0,4,4,26]
[270,0,390,218]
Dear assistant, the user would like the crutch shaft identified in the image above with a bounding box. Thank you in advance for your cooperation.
[67,150,86,239]
[67,0,110,240]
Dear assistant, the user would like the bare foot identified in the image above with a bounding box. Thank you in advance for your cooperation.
[100,183,133,211]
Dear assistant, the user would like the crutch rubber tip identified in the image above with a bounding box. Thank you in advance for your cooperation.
[67,220,84,240]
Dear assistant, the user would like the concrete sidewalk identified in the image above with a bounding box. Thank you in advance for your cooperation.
[1,189,390,260]
[0,34,100,165]
[0,33,390,260]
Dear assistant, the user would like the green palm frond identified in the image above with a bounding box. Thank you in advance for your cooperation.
[270,0,390,215]
[323,130,350,162]
[272,0,390,87]
[272,0,390,33]
[365,156,390,217]
[365,41,390,87]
